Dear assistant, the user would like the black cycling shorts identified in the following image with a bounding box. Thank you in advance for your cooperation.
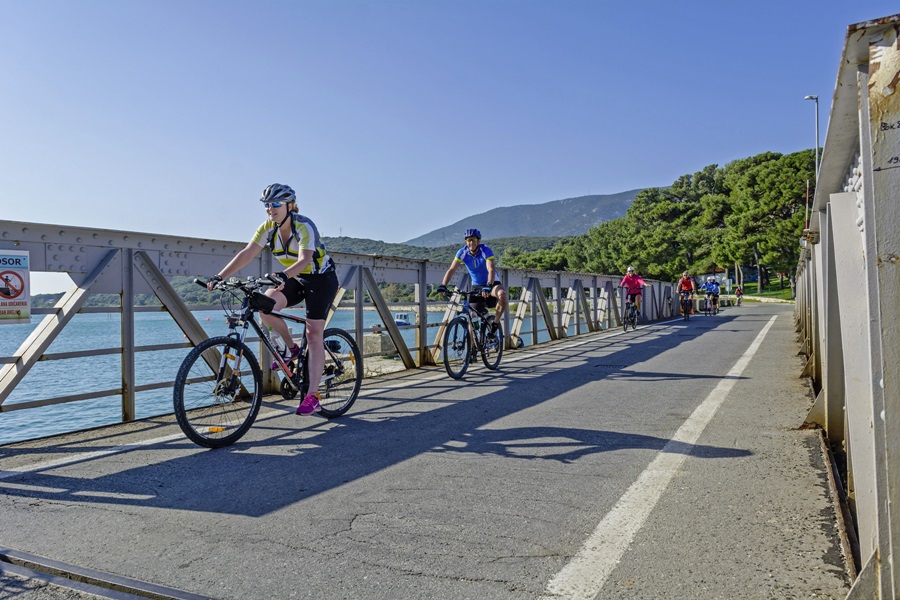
[469,281,501,309]
[281,270,339,321]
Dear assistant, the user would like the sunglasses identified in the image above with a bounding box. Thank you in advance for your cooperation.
[263,201,284,209]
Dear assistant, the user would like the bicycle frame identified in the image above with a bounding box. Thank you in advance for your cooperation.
[680,291,693,317]
[241,310,307,381]
[456,290,491,354]
[207,278,310,391]
[620,287,640,328]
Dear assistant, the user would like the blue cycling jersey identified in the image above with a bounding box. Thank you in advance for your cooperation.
[700,282,720,294]
[454,244,496,287]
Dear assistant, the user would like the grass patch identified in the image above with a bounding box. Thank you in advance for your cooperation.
[742,281,794,301]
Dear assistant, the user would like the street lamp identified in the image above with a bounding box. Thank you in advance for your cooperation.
[804,95,820,182]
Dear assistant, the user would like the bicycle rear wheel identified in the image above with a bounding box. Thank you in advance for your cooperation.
[173,336,262,448]
[318,328,363,418]
[443,316,471,379]
[480,316,503,370]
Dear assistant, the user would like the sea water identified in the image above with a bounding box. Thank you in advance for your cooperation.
[0,308,561,445]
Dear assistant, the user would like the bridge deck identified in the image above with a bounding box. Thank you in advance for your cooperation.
[0,303,851,599]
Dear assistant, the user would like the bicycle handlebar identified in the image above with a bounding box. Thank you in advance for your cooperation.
[194,274,284,293]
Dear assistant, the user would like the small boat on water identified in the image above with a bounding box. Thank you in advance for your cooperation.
[394,312,411,326]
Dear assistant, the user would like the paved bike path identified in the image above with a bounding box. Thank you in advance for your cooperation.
[0,303,851,599]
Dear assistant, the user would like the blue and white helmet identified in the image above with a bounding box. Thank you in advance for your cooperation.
[260,183,296,204]
[464,228,481,239]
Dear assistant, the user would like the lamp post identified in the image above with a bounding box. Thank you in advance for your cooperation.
[804,95,820,182]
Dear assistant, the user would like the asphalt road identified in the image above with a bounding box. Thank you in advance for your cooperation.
[0,303,851,599]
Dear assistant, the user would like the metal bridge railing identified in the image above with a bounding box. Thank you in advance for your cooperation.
[0,219,673,441]
[794,13,900,599]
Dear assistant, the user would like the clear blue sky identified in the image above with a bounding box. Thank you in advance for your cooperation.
[2,1,896,292]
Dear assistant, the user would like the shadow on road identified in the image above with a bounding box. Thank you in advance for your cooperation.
[0,307,775,517]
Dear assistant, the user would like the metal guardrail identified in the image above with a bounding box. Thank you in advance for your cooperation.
[0,219,674,433]
[795,13,900,599]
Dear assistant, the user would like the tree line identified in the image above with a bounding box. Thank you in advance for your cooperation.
[500,149,816,288]
[31,149,812,308]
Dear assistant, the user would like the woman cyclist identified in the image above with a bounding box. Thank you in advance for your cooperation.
[207,183,338,416]
[620,266,646,318]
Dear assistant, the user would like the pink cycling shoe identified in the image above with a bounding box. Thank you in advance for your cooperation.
[296,392,321,416]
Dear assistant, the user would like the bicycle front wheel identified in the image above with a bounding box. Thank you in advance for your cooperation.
[623,308,630,332]
[480,316,503,370]
[443,316,471,379]
[318,328,363,418]
[173,336,262,448]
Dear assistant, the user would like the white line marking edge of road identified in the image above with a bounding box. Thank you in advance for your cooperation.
[541,315,779,600]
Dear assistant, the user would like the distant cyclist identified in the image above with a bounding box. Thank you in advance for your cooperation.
[620,266,647,317]
[676,272,696,295]
[437,228,508,332]
[676,271,696,314]
[700,276,721,312]
[206,183,338,416]
[735,285,743,305]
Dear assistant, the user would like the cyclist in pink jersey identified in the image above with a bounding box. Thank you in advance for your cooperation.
[620,266,647,317]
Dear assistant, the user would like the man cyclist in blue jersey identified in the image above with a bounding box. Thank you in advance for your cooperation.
[699,276,721,313]
[436,228,508,333]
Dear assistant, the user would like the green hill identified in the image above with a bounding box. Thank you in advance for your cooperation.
[403,189,640,247]
[324,236,564,262]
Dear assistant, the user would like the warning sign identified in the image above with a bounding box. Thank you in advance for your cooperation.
[0,251,30,324]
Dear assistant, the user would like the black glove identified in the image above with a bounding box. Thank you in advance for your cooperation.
[436,285,448,296]
[268,271,290,286]
[482,286,492,295]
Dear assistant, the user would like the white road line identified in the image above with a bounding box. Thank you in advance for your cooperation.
[542,315,778,600]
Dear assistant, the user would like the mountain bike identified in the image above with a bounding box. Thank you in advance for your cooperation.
[621,288,639,332]
[440,287,504,379]
[703,294,719,316]
[680,290,692,321]
[172,276,362,448]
